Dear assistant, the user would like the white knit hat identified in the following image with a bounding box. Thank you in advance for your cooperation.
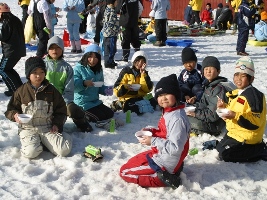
[235,56,255,76]
[149,10,155,18]
[131,51,148,65]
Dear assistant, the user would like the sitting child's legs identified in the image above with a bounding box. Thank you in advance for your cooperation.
[40,132,73,157]
[120,150,166,187]
[19,130,43,159]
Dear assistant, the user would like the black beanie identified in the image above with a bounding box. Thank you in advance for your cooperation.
[154,74,181,102]
[218,3,223,8]
[181,47,197,64]
[202,56,220,71]
[25,57,46,78]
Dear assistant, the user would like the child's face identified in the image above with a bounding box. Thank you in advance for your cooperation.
[203,66,220,82]
[233,73,253,89]
[29,68,46,87]
[134,58,146,70]
[183,61,196,71]
[87,53,99,67]
[157,93,176,108]
[48,44,63,60]
[206,5,211,10]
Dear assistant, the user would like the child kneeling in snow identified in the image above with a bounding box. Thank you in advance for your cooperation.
[215,57,267,162]
[119,74,190,189]
[5,57,72,159]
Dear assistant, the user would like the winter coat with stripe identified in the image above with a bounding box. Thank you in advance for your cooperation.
[113,66,153,102]
[5,80,67,133]
[45,57,74,105]
[225,87,266,144]
[73,63,107,111]
[237,1,256,29]
[149,105,190,173]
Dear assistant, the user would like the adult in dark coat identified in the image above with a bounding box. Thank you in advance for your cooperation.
[216,5,233,30]
[0,3,26,96]
[115,0,141,62]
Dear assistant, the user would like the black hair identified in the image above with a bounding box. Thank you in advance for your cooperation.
[206,3,211,7]
[79,52,102,73]
[0,12,11,23]
[132,56,146,71]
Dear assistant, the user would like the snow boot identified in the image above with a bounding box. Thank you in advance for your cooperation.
[71,40,76,53]
[122,49,130,62]
[75,40,82,53]
[73,118,93,132]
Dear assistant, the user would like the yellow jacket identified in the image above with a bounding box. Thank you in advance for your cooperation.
[189,0,203,11]
[231,0,242,13]
[19,0,31,6]
[225,87,266,144]
[113,66,153,102]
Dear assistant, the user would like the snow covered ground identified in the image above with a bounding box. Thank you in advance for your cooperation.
[1,0,267,199]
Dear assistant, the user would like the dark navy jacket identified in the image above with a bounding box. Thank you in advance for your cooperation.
[237,0,256,29]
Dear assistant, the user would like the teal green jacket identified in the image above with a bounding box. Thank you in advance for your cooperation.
[45,57,74,105]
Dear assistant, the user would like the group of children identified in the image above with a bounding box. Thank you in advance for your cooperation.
[4,35,267,189]
[1,0,267,191]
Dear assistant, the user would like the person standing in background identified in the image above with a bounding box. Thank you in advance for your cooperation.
[189,0,203,27]
[230,0,242,34]
[63,0,85,53]
[115,0,140,62]
[151,0,171,47]
[28,0,53,58]
[0,3,26,96]
[18,0,31,28]
[79,0,92,34]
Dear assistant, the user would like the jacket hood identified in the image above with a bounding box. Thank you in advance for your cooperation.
[131,51,148,65]
[47,36,64,52]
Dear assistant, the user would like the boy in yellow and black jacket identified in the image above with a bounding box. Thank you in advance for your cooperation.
[216,57,267,162]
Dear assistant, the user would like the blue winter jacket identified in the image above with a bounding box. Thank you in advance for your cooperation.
[254,20,267,41]
[237,1,256,29]
[73,63,107,111]
[63,0,85,23]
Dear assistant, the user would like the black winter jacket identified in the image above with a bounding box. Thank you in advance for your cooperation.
[115,0,139,27]
[0,13,26,58]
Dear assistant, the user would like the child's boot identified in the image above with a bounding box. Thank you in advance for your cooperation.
[71,41,76,53]
[73,118,93,132]
[75,40,82,53]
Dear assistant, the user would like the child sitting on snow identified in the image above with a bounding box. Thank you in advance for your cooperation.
[5,57,72,159]
[178,47,204,104]
[111,51,157,115]
[186,56,229,136]
[215,57,267,162]
[120,74,190,189]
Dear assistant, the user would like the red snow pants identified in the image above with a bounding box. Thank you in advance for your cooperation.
[119,150,166,187]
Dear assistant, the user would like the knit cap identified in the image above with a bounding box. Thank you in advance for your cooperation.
[84,44,101,55]
[131,51,148,65]
[47,36,64,52]
[261,11,267,21]
[0,3,10,13]
[202,56,220,71]
[154,74,181,102]
[234,56,255,76]
[25,57,46,78]
[181,47,197,64]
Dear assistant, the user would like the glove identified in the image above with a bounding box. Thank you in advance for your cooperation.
[202,140,218,151]
[104,86,113,96]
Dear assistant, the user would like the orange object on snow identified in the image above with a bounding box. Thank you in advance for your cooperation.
[62,29,90,47]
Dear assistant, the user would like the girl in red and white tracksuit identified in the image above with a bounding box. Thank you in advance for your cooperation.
[120,74,191,188]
